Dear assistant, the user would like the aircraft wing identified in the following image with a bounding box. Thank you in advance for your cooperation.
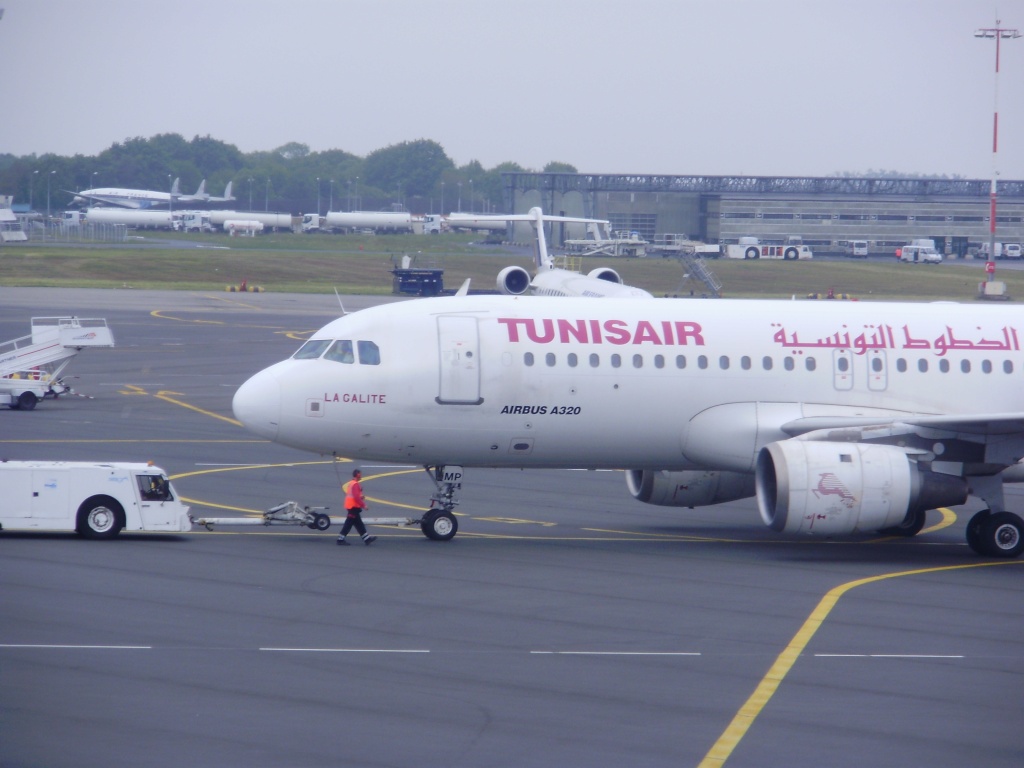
[781,412,1024,437]
[65,191,143,209]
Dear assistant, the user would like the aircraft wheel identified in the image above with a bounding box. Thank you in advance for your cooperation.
[980,512,1024,558]
[311,513,331,532]
[966,511,989,555]
[78,498,125,539]
[880,508,926,537]
[421,509,458,541]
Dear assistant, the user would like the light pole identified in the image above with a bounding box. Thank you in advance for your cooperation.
[168,174,173,214]
[30,169,38,212]
[248,177,254,210]
[441,180,445,215]
[46,170,54,222]
[329,179,334,213]
[265,178,270,211]
[355,176,359,210]
[316,177,321,216]
[469,180,474,213]
[976,20,1020,278]
[457,182,462,213]
[91,171,98,190]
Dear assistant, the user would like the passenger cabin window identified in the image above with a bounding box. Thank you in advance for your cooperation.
[324,340,355,363]
[293,339,331,360]
[589,353,600,368]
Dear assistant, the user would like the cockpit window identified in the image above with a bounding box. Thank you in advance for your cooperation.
[292,339,331,360]
[324,340,355,364]
[357,340,380,365]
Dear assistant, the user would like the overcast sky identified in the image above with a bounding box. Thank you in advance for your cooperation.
[2,0,1023,180]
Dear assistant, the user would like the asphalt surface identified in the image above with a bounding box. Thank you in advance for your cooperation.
[1,287,1022,768]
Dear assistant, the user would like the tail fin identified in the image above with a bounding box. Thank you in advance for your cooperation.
[195,179,207,199]
[527,207,552,271]
[170,177,181,196]
[223,181,234,200]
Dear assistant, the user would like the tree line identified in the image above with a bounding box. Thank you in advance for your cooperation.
[0,134,578,215]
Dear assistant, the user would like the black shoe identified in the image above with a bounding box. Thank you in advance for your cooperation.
[363,535,377,545]
[336,538,350,546]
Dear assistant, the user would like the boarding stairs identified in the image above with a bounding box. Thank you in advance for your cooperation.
[674,247,723,298]
[0,317,115,381]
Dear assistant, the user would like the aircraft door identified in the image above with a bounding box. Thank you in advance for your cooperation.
[436,316,483,405]
[832,349,853,391]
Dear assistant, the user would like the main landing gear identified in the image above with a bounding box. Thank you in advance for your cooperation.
[965,510,1024,558]
[420,465,461,541]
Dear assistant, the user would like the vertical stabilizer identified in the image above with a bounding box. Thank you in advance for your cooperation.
[171,177,181,196]
[528,207,553,271]
[223,181,234,201]
[195,179,207,199]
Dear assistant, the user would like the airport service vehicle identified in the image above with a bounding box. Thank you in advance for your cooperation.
[208,210,294,232]
[420,214,445,234]
[322,211,414,233]
[725,238,814,259]
[234,290,1024,558]
[1004,243,1022,259]
[0,317,114,410]
[300,213,324,233]
[899,244,942,264]
[83,207,180,230]
[0,461,191,537]
[223,220,264,236]
[180,211,213,232]
[446,212,509,233]
[847,240,869,258]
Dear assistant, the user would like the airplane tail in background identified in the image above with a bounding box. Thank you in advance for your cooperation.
[195,179,207,199]
[170,177,181,196]
[223,181,234,201]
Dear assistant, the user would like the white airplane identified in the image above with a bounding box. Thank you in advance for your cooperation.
[233,293,1024,557]
[463,207,652,298]
[68,178,205,209]
[67,179,233,208]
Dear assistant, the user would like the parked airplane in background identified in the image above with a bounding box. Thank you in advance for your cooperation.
[67,179,233,209]
[458,207,652,298]
[234,293,1024,557]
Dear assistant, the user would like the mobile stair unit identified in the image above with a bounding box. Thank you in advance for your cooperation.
[0,317,114,410]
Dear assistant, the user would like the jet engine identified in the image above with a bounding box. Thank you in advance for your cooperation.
[755,441,968,536]
[626,469,756,508]
[497,266,532,295]
[586,267,623,284]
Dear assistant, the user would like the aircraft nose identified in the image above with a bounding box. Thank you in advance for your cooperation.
[233,370,281,440]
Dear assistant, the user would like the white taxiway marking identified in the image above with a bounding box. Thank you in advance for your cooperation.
[259,648,429,653]
[0,644,152,650]
[815,654,964,659]
[531,651,701,656]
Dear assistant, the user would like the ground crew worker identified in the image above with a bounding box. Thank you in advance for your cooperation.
[337,468,376,546]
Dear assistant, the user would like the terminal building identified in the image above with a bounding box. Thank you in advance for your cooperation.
[501,173,1024,257]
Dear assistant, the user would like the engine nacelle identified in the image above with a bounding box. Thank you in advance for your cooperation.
[586,267,623,284]
[755,441,968,536]
[497,265,532,295]
[626,469,755,508]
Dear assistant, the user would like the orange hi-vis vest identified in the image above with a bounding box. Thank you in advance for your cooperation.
[344,479,364,510]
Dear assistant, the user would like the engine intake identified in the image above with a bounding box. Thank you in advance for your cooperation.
[497,266,532,295]
[586,267,623,284]
[755,441,968,535]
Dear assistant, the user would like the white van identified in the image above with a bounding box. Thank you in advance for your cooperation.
[0,461,191,538]
[1004,243,1022,259]
[848,240,869,258]
[899,245,942,264]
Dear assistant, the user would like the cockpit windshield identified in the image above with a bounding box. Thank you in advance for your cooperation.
[292,338,381,364]
[292,339,332,360]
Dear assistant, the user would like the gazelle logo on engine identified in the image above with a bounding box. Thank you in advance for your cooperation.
[813,473,856,507]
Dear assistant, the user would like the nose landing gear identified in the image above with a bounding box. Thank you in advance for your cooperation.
[421,465,462,541]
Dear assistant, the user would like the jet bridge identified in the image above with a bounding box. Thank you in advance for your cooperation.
[0,317,114,409]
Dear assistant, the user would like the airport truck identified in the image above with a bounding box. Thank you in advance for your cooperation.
[208,210,295,232]
[83,207,180,230]
[180,211,213,232]
[0,461,191,538]
[724,237,813,259]
[322,211,414,233]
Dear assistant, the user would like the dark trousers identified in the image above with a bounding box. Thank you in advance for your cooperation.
[340,508,367,537]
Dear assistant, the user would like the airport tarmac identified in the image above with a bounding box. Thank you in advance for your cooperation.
[1,287,1022,768]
